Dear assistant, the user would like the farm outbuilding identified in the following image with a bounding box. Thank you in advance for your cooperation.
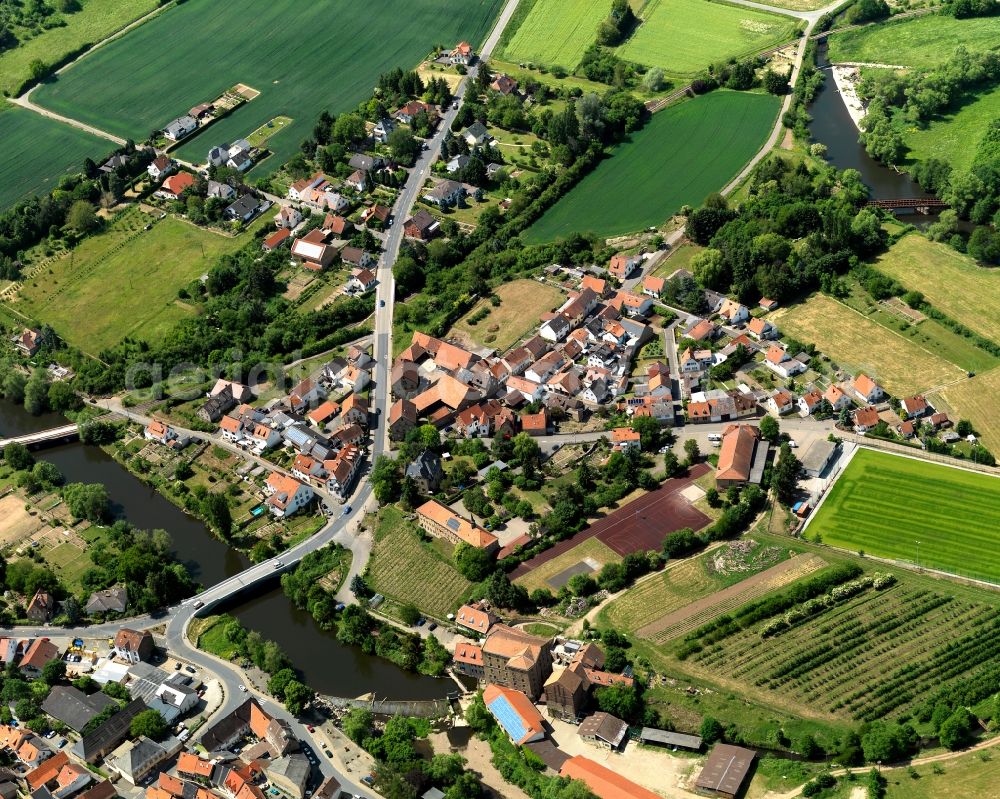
[694,744,756,799]
[801,439,839,478]
[639,728,702,751]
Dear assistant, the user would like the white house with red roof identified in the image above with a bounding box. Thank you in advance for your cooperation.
[824,383,852,412]
[764,346,806,379]
[264,474,314,518]
[851,373,885,404]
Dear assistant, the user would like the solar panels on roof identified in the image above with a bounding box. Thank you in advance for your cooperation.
[487,696,528,743]
[447,518,460,531]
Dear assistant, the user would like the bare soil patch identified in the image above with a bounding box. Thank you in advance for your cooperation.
[0,494,43,546]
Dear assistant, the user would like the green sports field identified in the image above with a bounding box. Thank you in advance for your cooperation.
[32,0,503,176]
[807,449,1000,584]
[524,91,780,242]
[617,0,799,75]
[499,0,610,70]
[828,14,1000,69]
[0,107,107,211]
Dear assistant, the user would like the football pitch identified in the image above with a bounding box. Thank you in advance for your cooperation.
[524,91,780,242]
[806,448,1000,584]
[31,0,503,176]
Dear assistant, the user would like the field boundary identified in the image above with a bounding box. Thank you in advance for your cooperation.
[637,552,826,641]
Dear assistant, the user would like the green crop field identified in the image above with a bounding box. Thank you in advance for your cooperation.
[32,0,503,176]
[905,85,1000,173]
[524,91,780,242]
[498,0,610,70]
[807,449,1000,583]
[0,0,158,96]
[875,234,1000,345]
[367,507,471,619]
[828,14,1000,69]
[0,107,107,210]
[10,207,243,353]
[617,0,799,75]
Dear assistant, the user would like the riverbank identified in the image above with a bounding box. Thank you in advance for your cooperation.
[830,64,866,130]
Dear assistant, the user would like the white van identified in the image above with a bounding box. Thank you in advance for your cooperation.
[707,433,722,443]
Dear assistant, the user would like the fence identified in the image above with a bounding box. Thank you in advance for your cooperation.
[839,433,1000,476]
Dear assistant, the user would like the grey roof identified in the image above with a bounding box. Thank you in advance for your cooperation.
[85,587,127,614]
[100,155,130,172]
[465,121,488,139]
[578,712,628,748]
[228,152,251,169]
[266,754,310,792]
[639,727,702,749]
[349,154,378,171]
[695,744,756,795]
[165,115,197,138]
[207,180,235,198]
[405,450,442,482]
[42,686,117,732]
[225,194,265,219]
[427,180,464,200]
[422,790,445,799]
[72,699,147,762]
[112,737,163,780]
[447,154,470,172]
[801,438,838,476]
[127,662,172,703]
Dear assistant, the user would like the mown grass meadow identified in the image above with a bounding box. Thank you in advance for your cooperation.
[828,14,1000,69]
[32,0,503,176]
[11,207,245,353]
[618,0,799,75]
[524,91,780,241]
[0,0,158,96]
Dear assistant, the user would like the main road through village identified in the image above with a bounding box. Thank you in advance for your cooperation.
[3,0,864,792]
[6,2,522,796]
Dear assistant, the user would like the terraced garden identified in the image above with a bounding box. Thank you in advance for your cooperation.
[598,538,796,633]
[806,449,1000,584]
[641,553,825,644]
[367,507,472,619]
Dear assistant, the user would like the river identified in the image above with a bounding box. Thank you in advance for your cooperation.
[0,400,449,700]
[809,42,932,202]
